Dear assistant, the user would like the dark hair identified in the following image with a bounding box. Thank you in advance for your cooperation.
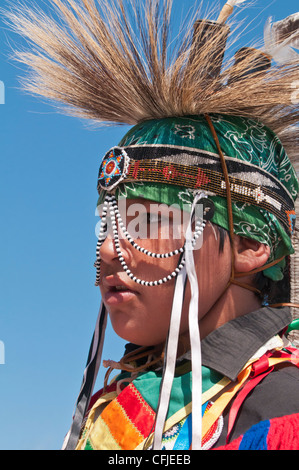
[253,261,290,305]
[217,225,229,254]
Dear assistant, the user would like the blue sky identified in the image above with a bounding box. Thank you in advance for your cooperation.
[0,0,297,450]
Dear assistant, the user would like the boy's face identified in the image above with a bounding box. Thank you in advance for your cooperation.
[99,197,232,346]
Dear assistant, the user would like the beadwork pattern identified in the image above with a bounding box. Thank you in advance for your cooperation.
[97,144,295,236]
[98,147,130,191]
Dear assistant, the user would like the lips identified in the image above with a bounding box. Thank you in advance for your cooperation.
[102,275,139,305]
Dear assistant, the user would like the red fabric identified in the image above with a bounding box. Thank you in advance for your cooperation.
[215,436,242,450]
[215,413,299,450]
[116,383,156,437]
[266,413,299,450]
[226,366,274,443]
[226,353,275,444]
[226,349,299,445]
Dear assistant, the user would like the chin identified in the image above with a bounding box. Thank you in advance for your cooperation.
[111,322,165,347]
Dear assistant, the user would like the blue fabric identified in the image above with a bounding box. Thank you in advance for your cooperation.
[239,419,270,450]
[173,402,209,450]
[173,414,192,450]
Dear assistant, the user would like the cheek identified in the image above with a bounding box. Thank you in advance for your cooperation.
[108,281,177,346]
[180,234,232,324]
[129,236,185,283]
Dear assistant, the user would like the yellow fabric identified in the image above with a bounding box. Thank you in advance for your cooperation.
[76,391,118,450]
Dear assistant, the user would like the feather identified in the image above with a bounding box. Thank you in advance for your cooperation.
[226,0,248,6]
[264,13,299,65]
[2,0,298,161]
[217,0,248,24]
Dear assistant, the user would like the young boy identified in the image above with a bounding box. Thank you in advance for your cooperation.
[6,0,299,450]
[75,114,299,450]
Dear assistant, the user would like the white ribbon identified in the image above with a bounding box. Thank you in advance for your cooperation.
[153,192,206,450]
[185,193,205,450]
[152,264,187,449]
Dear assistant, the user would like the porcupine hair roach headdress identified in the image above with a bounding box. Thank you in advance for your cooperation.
[5,0,299,450]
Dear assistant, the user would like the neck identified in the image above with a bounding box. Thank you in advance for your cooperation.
[199,283,262,339]
[176,283,262,357]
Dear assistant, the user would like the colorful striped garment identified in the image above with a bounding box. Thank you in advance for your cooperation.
[76,347,299,450]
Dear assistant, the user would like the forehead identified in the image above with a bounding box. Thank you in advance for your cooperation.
[111,197,191,235]
[120,197,187,213]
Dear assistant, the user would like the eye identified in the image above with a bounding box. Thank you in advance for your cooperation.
[146,212,162,224]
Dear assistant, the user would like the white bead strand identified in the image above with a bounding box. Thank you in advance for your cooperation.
[94,193,207,287]
[103,195,205,287]
[94,199,109,286]
[107,197,186,286]
[109,194,203,258]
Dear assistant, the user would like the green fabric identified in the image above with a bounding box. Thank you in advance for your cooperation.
[118,115,297,201]
[132,365,224,421]
[98,114,298,280]
[84,438,94,450]
[83,364,224,450]
[287,318,299,334]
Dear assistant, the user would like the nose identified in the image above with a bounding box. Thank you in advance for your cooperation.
[99,230,132,267]
[99,232,118,264]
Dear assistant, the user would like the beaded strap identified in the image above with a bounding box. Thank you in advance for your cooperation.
[94,194,208,287]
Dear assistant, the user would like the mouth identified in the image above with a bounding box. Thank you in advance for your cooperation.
[102,276,139,305]
[109,285,131,292]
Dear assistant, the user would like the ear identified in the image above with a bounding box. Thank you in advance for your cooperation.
[233,236,271,274]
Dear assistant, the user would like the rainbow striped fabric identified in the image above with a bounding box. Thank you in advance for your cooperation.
[76,365,228,450]
[76,349,299,450]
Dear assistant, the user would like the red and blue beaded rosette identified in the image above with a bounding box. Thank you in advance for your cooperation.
[98,147,130,192]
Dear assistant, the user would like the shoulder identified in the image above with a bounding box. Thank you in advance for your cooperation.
[243,364,299,415]
[234,363,299,434]
[215,361,299,448]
